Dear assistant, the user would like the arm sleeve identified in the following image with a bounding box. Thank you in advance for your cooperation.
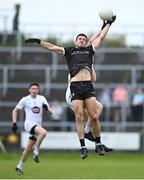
[87,45,95,54]
[43,97,50,108]
[67,73,71,82]
[92,44,96,52]
[16,97,25,109]
[92,64,94,70]
[63,47,71,56]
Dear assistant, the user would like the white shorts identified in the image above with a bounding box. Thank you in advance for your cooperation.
[24,121,41,133]
[65,84,72,107]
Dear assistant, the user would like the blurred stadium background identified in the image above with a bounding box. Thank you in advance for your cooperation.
[0,2,144,178]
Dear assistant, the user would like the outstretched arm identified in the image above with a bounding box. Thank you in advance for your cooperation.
[92,23,111,50]
[25,38,64,54]
[40,41,64,54]
[87,20,108,46]
[87,30,101,46]
[91,15,116,50]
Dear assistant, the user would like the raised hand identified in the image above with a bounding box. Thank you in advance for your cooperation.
[12,123,18,133]
[107,15,116,25]
[25,38,41,44]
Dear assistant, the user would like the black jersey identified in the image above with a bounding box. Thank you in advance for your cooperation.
[64,45,95,78]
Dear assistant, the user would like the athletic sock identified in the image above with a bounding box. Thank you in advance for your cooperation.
[33,146,39,156]
[94,137,101,144]
[17,160,23,170]
[80,139,85,148]
[84,121,91,133]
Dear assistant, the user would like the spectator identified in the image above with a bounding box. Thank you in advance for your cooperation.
[98,88,112,122]
[131,87,144,121]
[112,85,129,105]
[50,100,64,131]
[112,85,129,122]
[99,88,112,107]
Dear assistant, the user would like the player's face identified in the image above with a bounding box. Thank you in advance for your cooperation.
[75,36,87,47]
[29,85,39,97]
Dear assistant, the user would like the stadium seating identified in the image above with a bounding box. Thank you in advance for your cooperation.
[0,46,144,132]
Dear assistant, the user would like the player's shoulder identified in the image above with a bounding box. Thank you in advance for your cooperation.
[64,46,75,52]
[65,46,74,50]
[85,44,93,49]
[86,44,95,53]
[37,94,46,100]
[20,95,30,101]
[37,94,44,98]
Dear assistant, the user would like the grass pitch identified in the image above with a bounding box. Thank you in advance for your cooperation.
[0,152,143,179]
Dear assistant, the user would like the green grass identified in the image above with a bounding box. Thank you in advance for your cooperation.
[0,152,143,179]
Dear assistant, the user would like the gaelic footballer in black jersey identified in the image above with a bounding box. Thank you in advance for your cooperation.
[63,45,95,78]
[63,45,96,101]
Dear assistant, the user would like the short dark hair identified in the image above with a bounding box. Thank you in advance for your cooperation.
[76,33,87,40]
[29,82,39,88]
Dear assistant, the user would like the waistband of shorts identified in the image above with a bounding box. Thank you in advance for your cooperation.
[70,81,91,84]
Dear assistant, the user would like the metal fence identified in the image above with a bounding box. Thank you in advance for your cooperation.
[0,64,144,132]
[0,64,144,94]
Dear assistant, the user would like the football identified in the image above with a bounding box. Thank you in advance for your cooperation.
[99,7,113,21]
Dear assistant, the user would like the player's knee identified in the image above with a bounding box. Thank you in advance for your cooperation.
[88,110,97,119]
[43,130,47,137]
[97,102,103,113]
[90,113,98,122]
[41,129,47,137]
[76,112,83,123]
[92,117,98,123]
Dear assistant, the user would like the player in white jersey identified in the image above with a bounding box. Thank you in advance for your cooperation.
[12,83,52,175]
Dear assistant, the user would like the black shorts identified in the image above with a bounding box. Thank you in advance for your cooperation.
[30,125,37,135]
[70,81,96,101]
[29,135,37,141]
[29,125,37,141]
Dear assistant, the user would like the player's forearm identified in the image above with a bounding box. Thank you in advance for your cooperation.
[99,23,110,40]
[40,41,55,50]
[87,21,110,46]
[92,24,110,50]
[40,41,64,54]
[12,109,18,123]
[48,108,53,115]
[87,31,101,46]
[25,38,64,54]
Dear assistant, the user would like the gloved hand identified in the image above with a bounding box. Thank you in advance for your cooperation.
[107,15,116,25]
[12,123,18,133]
[42,104,48,111]
[101,21,107,30]
[25,38,41,44]
[101,15,116,30]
